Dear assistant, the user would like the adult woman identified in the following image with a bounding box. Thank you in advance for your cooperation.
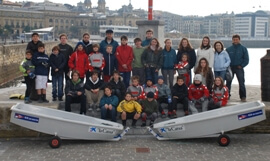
[141,38,163,84]
[194,58,214,93]
[161,39,177,88]
[208,76,229,110]
[176,38,196,84]
[65,70,86,115]
[213,41,231,81]
[196,36,214,68]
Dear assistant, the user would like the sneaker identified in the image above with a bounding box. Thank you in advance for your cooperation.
[149,121,154,127]
[24,99,30,104]
[241,98,247,102]
[161,111,166,118]
[52,98,57,101]
[167,111,172,119]
[43,99,49,103]
[184,111,189,116]
[141,122,146,127]
[173,110,177,118]
[58,98,63,101]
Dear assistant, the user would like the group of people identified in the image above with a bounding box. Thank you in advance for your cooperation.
[19,29,249,127]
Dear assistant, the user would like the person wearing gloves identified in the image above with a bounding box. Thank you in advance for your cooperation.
[188,74,209,114]
[208,76,229,110]
[140,92,158,127]
[31,42,50,103]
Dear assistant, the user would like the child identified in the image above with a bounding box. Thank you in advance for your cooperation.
[188,74,209,114]
[171,76,189,118]
[103,45,118,82]
[49,46,66,101]
[100,86,119,122]
[155,76,172,118]
[19,50,35,103]
[65,70,86,115]
[126,76,145,101]
[175,53,190,86]
[88,43,105,77]
[117,93,142,127]
[68,42,89,83]
[143,78,158,100]
[142,29,153,47]
[194,58,214,93]
[115,35,133,87]
[208,77,229,110]
[84,70,104,112]
[108,70,126,102]
[132,37,145,85]
[32,43,50,103]
[140,92,158,127]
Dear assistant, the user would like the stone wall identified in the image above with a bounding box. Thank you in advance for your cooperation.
[0,42,58,86]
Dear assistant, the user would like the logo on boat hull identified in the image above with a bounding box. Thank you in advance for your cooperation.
[238,110,263,120]
[14,113,39,123]
[89,127,116,134]
[160,125,185,133]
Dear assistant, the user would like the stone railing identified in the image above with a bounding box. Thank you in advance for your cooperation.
[0,42,58,86]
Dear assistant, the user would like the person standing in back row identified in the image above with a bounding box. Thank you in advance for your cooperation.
[142,29,154,47]
[226,34,249,102]
[99,29,119,55]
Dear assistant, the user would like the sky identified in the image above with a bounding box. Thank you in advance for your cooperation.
[11,0,270,16]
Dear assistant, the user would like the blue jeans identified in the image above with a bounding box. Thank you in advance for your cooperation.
[145,67,158,84]
[101,106,116,122]
[226,66,246,99]
[52,75,64,99]
[120,72,131,88]
[214,70,226,81]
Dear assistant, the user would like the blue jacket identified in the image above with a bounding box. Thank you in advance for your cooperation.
[99,38,119,55]
[103,52,118,76]
[142,38,152,47]
[162,47,177,70]
[226,43,249,68]
[177,49,196,70]
[99,94,119,108]
[214,50,231,71]
[49,53,66,76]
[32,52,49,76]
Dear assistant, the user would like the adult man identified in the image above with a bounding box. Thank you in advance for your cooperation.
[226,34,249,102]
[141,29,153,47]
[99,29,119,55]
[58,33,73,81]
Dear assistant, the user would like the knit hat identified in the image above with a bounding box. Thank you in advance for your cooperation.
[157,76,164,80]
[194,74,202,82]
[146,77,152,82]
[147,92,154,98]
[75,41,85,49]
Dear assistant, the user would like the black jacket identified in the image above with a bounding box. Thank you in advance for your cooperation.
[26,40,42,53]
[65,79,85,97]
[177,49,196,70]
[58,43,73,70]
[108,77,126,99]
[49,53,66,76]
[171,83,188,100]
[84,77,105,90]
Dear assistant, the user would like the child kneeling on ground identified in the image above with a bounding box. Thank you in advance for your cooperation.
[140,92,158,127]
[117,93,142,127]
[188,74,209,114]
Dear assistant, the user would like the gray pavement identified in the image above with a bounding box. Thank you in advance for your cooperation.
[0,134,270,161]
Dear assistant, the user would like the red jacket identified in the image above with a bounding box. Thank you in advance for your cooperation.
[116,45,133,72]
[188,83,209,100]
[211,86,229,106]
[68,50,89,78]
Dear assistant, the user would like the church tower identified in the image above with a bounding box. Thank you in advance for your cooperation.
[98,0,106,13]
[84,0,92,12]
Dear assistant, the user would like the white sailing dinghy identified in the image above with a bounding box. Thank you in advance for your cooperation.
[10,103,129,148]
[148,101,266,146]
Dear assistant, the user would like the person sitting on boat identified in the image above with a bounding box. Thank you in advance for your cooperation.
[188,74,209,114]
[155,76,172,118]
[108,70,126,102]
[143,78,159,100]
[208,76,229,110]
[65,70,86,115]
[84,70,105,112]
[171,76,189,118]
[140,92,158,127]
[126,76,145,102]
[117,92,142,128]
[100,86,119,122]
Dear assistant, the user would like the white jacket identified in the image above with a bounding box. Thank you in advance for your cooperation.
[195,47,214,68]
